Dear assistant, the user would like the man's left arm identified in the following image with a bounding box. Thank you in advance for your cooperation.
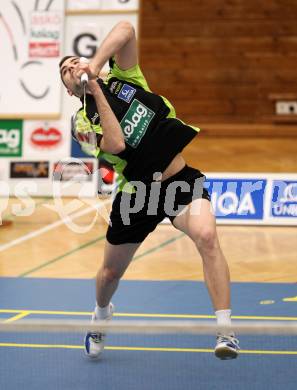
[88,80,125,154]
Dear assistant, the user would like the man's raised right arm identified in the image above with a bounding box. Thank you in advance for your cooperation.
[78,21,138,80]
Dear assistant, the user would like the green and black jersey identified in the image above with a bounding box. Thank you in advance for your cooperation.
[72,59,200,188]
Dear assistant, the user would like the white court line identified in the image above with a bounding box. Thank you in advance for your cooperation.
[0,199,111,253]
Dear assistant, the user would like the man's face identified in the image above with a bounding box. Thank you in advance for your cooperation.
[60,56,83,97]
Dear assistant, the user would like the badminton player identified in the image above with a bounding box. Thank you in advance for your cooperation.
[59,21,239,360]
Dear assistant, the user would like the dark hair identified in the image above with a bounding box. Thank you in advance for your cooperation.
[59,55,76,69]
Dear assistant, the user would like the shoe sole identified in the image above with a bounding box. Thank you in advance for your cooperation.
[84,351,102,360]
[84,335,105,360]
[215,346,239,360]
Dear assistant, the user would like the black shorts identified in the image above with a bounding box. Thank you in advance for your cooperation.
[106,165,210,245]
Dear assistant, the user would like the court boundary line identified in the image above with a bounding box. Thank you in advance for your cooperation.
[1,309,297,321]
[4,311,30,323]
[19,231,184,277]
[19,235,106,277]
[0,342,296,355]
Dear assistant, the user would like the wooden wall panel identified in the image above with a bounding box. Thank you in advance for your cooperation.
[139,0,297,134]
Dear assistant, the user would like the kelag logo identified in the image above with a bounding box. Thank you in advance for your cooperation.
[271,180,297,218]
[0,120,23,157]
[205,178,267,219]
[120,99,154,148]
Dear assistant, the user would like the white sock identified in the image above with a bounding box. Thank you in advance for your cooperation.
[215,309,232,328]
[95,303,111,320]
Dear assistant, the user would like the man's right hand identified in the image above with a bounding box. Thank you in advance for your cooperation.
[77,62,99,81]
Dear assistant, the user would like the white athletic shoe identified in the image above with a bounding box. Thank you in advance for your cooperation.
[215,333,240,360]
[84,303,114,359]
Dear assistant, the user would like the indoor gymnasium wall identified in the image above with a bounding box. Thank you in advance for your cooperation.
[139,0,297,136]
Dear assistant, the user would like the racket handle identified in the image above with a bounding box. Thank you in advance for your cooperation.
[80,57,89,85]
[81,72,89,85]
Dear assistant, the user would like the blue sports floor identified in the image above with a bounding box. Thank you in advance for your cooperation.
[0,278,296,390]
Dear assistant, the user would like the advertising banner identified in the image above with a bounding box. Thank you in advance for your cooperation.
[0,0,64,117]
[53,161,94,182]
[106,0,139,10]
[204,178,267,220]
[67,0,139,10]
[161,173,297,226]
[205,174,297,225]
[0,120,23,157]
[10,161,49,179]
[0,160,9,182]
[28,11,62,58]
[269,180,297,219]
[23,120,70,158]
[51,158,98,197]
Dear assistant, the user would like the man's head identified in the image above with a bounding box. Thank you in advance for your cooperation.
[59,55,84,97]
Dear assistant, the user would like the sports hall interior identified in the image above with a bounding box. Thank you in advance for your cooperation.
[0,2,296,390]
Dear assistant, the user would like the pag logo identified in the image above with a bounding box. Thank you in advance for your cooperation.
[120,99,155,148]
[271,180,297,217]
[30,127,62,148]
[205,178,266,219]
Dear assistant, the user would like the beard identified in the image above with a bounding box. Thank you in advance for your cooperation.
[72,82,84,97]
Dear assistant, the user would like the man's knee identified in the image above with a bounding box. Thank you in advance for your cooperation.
[191,226,217,251]
[102,266,122,283]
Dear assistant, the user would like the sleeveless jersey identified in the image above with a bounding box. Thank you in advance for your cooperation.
[72,59,200,186]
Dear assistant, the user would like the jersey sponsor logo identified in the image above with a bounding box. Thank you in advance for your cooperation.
[117,84,136,103]
[270,180,297,217]
[115,83,122,94]
[120,99,155,148]
[91,112,99,125]
[109,81,122,94]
